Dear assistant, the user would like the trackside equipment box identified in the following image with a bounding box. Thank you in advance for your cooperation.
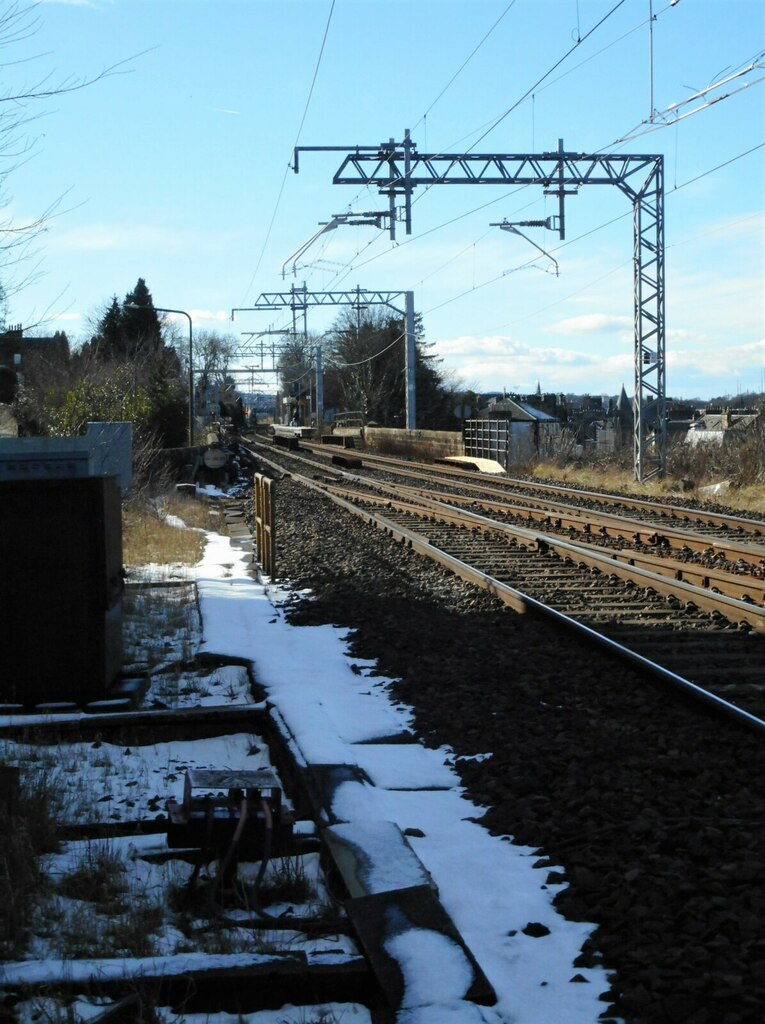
[0,476,123,706]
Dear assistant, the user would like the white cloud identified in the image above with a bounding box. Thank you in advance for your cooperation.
[668,338,765,376]
[41,0,112,6]
[203,106,241,116]
[187,310,232,324]
[432,333,636,392]
[436,334,593,365]
[545,313,632,335]
[434,330,764,396]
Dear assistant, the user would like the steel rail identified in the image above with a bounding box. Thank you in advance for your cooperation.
[243,440,765,623]
[255,451,765,735]
[301,441,765,537]
[336,482,765,631]
[391,482,765,571]
[286,459,765,632]
[335,481,765,606]
[258,440,765,560]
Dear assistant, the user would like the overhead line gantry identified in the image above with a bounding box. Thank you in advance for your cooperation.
[294,132,666,483]
[233,284,417,430]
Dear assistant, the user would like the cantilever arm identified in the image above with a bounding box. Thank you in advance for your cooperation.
[496,221,559,276]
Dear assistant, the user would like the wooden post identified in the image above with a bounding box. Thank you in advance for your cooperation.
[253,473,276,578]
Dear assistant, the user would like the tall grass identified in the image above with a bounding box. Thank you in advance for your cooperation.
[123,492,224,566]
[532,421,765,513]
[0,771,59,958]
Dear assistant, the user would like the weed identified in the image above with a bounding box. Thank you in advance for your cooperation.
[56,842,128,911]
[122,497,207,567]
[180,676,211,698]
[0,768,59,957]
[49,900,105,959]
[259,856,316,906]
[106,896,164,957]
[277,1007,343,1024]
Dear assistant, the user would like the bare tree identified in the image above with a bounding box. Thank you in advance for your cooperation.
[0,1,147,323]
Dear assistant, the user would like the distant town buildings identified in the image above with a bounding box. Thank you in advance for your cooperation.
[466,384,762,467]
[0,324,69,372]
[685,407,761,446]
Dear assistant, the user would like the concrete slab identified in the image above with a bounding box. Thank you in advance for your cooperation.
[439,456,506,475]
[345,884,496,1010]
[323,819,437,898]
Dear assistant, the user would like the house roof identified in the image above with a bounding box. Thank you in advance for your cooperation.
[481,397,558,422]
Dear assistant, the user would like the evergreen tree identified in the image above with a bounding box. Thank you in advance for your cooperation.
[90,296,125,359]
[122,278,163,359]
[82,278,186,446]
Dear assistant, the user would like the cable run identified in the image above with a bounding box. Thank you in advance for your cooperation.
[467,0,629,150]
[432,142,764,328]
[239,0,336,304]
[412,0,519,133]
[332,330,405,369]
[293,0,336,148]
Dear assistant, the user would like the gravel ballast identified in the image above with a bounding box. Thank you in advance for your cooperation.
[262,475,765,1024]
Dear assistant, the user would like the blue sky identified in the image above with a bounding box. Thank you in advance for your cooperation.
[7,0,765,400]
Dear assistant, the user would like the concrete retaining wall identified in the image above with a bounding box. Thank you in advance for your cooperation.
[364,427,462,459]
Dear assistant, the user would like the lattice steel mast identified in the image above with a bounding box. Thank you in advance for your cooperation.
[294,133,667,482]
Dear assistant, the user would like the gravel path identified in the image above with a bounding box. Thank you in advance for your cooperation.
[265,475,765,1024]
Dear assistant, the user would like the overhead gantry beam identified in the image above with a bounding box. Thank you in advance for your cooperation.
[294,133,667,483]
[233,285,417,430]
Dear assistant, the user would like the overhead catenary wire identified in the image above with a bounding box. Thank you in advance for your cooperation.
[454,0,629,153]
[304,0,647,292]
[316,46,764,301]
[420,140,764,323]
[299,0,525,296]
[610,55,765,145]
[411,0,520,134]
[295,0,674,309]
[239,0,336,305]
[268,1,759,374]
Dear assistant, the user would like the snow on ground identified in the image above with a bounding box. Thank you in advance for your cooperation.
[2,514,620,1024]
[191,528,618,1024]
[3,733,270,824]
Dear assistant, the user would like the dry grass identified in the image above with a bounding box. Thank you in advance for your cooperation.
[123,492,224,566]
[531,461,765,514]
[721,485,765,516]
[0,772,59,958]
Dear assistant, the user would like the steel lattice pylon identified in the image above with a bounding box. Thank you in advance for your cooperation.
[295,134,667,482]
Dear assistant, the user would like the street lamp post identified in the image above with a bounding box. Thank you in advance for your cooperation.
[156,307,194,446]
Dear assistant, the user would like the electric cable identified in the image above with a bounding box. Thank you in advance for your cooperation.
[460,142,765,335]
[411,0,519,133]
[240,0,336,304]
[306,0,638,292]
[258,2,758,363]
[421,140,764,323]
[302,0,523,293]
[331,330,405,369]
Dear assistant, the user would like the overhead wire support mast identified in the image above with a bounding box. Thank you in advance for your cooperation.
[294,133,666,483]
[233,285,417,431]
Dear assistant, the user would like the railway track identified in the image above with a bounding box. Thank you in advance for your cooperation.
[247,455,765,1024]
[242,437,765,727]
[298,439,765,538]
